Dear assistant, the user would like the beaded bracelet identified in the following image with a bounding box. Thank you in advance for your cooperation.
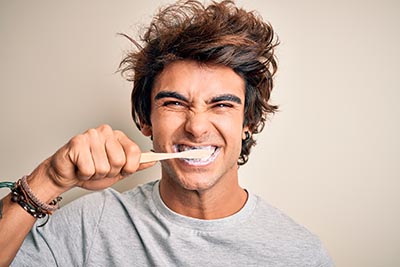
[0,177,62,225]
[10,181,47,219]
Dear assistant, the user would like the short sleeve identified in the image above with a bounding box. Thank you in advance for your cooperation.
[11,190,109,266]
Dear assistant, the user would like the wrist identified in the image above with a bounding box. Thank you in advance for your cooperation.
[25,159,69,204]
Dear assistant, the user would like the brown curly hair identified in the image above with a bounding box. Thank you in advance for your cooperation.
[120,0,279,165]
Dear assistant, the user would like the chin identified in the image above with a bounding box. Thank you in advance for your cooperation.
[168,172,219,192]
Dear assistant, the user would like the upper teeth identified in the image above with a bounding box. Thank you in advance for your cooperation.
[177,145,215,152]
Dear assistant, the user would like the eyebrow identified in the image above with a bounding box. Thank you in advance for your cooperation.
[154,90,242,105]
[209,94,242,105]
[154,91,188,102]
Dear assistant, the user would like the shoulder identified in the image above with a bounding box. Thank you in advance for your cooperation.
[248,194,334,266]
[250,194,315,236]
[44,180,156,226]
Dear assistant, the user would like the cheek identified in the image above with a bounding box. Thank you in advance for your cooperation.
[212,118,245,153]
[213,113,244,132]
[150,111,185,137]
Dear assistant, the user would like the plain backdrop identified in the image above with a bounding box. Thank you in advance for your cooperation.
[1,0,399,266]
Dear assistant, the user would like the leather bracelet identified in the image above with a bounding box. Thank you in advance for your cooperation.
[20,175,61,212]
[0,177,62,221]
[10,183,47,219]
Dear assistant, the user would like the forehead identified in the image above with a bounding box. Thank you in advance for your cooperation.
[152,60,245,100]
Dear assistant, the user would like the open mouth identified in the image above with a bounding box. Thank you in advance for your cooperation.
[174,144,220,166]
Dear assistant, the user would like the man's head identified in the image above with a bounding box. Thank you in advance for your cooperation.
[120,0,278,165]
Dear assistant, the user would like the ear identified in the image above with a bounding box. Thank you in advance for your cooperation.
[141,123,152,137]
[242,126,251,140]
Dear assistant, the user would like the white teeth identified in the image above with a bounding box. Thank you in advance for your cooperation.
[176,145,215,152]
[174,144,220,166]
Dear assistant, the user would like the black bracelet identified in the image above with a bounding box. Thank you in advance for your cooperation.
[10,181,47,219]
[1,178,62,226]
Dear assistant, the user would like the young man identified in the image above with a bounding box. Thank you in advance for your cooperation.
[0,1,333,266]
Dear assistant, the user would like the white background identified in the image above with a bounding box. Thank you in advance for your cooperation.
[1,1,399,266]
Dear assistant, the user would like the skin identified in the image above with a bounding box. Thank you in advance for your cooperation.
[0,59,250,265]
[141,60,249,219]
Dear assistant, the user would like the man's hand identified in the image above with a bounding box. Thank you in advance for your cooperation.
[30,124,154,198]
[50,124,154,191]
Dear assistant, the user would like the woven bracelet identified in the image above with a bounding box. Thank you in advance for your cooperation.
[20,176,61,212]
[0,177,62,220]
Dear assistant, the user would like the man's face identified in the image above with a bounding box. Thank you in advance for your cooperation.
[143,60,248,192]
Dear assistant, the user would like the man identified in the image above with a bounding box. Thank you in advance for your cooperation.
[0,0,333,266]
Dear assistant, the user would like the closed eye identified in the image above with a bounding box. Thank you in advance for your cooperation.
[163,100,184,106]
[155,91,189,110]
[213,102,234,108]
[160,100,189,111]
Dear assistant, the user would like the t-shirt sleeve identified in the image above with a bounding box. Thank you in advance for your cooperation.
[11,190,108,266]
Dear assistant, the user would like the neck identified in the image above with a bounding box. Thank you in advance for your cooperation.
[159,176,248,220]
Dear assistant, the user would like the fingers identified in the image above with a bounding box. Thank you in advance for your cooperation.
[85,127,112,180]
[114,130,141,176]
[68,134,96,180]
[104,136,126,178]
[48,124,155,191]
[114,130,157,172]
[64,125,143,184]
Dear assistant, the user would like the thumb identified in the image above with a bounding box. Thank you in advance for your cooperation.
[137,161,158,171]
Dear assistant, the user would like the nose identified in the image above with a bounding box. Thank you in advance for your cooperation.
[184,110,211,140]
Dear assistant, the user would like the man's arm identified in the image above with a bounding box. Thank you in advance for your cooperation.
[0,124,152,266]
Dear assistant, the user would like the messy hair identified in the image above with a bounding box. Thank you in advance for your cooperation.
[120,0,279,165]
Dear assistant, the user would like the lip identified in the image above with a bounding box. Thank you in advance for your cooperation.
[173,144,221,166]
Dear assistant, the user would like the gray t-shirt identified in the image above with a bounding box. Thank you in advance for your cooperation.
[12,180,333,266]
